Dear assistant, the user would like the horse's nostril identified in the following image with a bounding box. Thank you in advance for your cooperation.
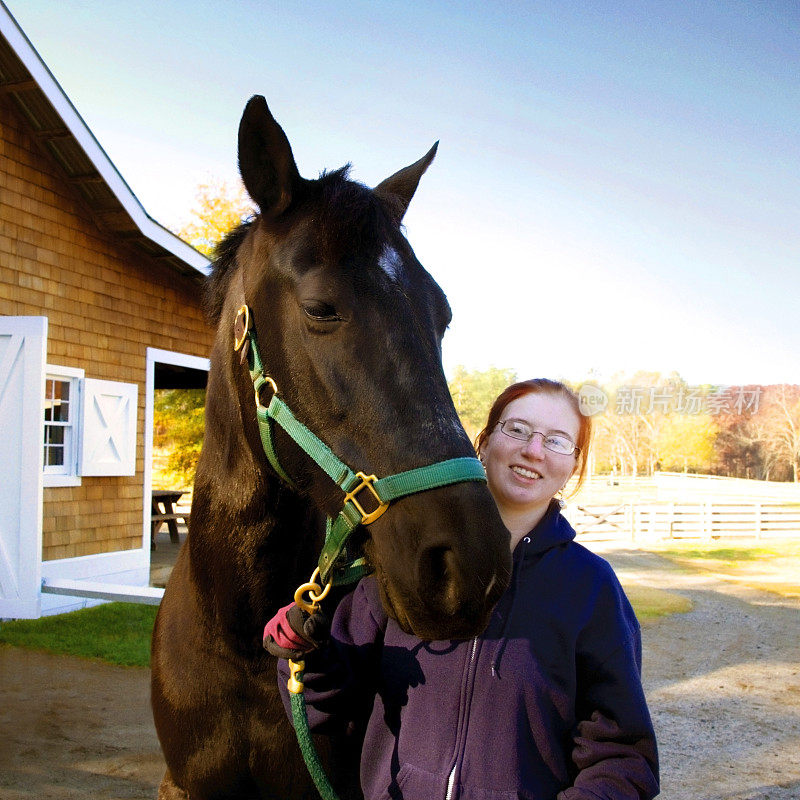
[419,546,462,616]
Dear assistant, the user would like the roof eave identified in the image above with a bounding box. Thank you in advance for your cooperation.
[0,2,212,278]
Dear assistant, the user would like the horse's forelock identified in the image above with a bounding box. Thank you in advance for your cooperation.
[312,167,398,266]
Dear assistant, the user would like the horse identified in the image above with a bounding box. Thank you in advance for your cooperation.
[150,95,512,800]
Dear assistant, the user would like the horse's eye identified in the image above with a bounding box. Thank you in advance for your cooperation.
[302,301,341,322]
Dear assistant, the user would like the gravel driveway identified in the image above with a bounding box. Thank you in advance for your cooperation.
[1,543,798,799]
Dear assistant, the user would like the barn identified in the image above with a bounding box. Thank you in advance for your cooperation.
[0,3,214,617]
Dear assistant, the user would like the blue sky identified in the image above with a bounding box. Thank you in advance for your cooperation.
[8,0,799,385]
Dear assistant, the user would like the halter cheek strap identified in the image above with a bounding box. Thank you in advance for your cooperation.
[233,304,487,587]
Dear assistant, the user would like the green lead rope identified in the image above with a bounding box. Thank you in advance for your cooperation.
[289,688,340,800]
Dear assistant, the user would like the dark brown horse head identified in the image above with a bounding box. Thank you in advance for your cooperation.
[213,95,510,639]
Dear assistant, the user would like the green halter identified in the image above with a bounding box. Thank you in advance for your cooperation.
[234,304,487,588]
[235,303,487,800]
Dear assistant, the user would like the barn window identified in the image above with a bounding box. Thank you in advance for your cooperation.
[43,366,84,486]
[42,367,138,483]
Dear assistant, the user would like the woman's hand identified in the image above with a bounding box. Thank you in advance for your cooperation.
[263,602,330,660]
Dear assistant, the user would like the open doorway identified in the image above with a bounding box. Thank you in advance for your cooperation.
[144,349,209,582]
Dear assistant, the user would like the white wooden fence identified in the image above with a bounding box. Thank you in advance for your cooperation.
[564,502,800,542]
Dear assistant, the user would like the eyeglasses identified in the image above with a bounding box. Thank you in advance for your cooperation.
[497,419,579,456]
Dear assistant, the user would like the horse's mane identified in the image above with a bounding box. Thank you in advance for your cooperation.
[203,220,254,325]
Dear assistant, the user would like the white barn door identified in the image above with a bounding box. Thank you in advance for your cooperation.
[0,317,47,618]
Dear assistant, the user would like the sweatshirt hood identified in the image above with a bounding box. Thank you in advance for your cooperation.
[521,500,576,557]
[491,502,575,677]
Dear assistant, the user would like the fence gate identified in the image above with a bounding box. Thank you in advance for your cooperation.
[0,317,46,618]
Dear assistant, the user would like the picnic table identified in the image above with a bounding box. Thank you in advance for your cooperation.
[151,489,190,550]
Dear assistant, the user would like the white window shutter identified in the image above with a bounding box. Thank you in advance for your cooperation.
[80,379,138,476]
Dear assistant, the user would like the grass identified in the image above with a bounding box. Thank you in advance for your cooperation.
[642,540,800,599]
[653,545,785,562]
[0,602,158,667]
[622,583,693,624]
[0,586,690,668]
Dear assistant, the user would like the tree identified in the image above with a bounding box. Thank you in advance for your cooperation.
[761,385,800,482]
[175,177,255,257]
[654,413,719,473]
[590,371,667,477]
[154,389,206,486]
[589,371,721,477]
[713,399,766,479]
[711,385,800,481]
[448,366,517,442]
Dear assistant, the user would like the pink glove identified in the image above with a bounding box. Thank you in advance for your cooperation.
[263,602,329,660]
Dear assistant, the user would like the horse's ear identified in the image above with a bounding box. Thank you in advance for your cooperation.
[238,95,304,219]
[374,142,438,222]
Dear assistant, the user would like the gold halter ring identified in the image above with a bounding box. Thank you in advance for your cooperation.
[293,567,332,614]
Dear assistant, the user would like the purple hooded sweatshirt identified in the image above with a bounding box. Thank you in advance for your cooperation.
[279,503,659,800]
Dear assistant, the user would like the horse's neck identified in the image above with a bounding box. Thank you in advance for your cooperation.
[187,357,324,621]
[188,474,324,645]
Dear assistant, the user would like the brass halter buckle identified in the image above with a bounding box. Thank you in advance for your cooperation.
[345,472,390,525]
[254,375,279,411]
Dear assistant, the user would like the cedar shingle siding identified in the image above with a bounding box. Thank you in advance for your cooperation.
[1,93,214,560]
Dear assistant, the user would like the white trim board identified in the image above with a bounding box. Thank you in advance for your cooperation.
[41,579,163,606]
[40,548,152,615]
[143,348,210,550]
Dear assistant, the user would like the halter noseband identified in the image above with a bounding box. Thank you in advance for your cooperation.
[233,304,487,591]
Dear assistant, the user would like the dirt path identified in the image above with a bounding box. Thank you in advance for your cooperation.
[1,546,799,799]
[0,648,163,799]
[592,542,800,800]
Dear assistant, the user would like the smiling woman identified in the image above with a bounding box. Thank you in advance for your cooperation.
[476,379,591,546]
[274,378,659,800]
